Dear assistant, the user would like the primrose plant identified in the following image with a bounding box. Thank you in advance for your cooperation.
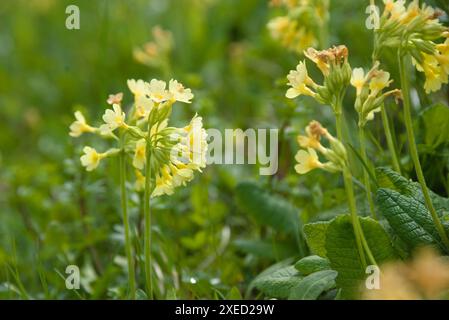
[70,78,208,299]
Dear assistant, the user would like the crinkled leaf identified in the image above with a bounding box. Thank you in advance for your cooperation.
[304,221,330,257]
[376,167,449,217]
[294,255,330,275]
[325,215,397,299]
[288,270,337,300]
[251,266,303,299]
[377,188,445,250]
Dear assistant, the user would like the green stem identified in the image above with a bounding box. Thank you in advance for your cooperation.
[144,140,154,299]
[119,134,136,299]
[397,50,449,251]
[380,104,402,174]
[335,111,367,268]
[358,126,377,219]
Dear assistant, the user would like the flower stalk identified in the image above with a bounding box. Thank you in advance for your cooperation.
[119,132,136,299]
[144,132,154,299]
[358,125,377,219]
[397,49,449,251]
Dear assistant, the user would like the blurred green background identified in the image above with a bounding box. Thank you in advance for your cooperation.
[1,0,447,299]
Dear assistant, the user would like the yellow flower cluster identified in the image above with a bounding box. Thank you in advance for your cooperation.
[376,0,449,93]
[363,247,449,300]
[351,61,402,126]
[267,0,329,53]
[295,121,347,175]
[133,26,173,69]
[286,45,352,108]
[69,78,207,197]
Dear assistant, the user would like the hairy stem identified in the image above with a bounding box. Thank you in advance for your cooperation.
[120,134,136,299]
[335,111,367,268]
[398,51,449,250]
[380,104,402,174]
[358,126,377,219]
[144,141,154,299]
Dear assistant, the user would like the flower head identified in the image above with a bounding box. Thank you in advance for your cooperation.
[168,79,194,103]
[351,68,366,96]
[132,139,146,170]
[102,104,127,131]
[107,92,123,105]
[286,61,317,99]
[80,146,104,171]
[147,79,170,103]
[69,111,95,137]
[295,148,323,174]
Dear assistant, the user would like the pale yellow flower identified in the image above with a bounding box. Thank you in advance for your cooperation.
[102,104,127,131]
[152,165,174,197]
[369,70,392,96]
[69,111,95,137]
[297,121,323,150]
[304,47,330,76]
[147,79,170,103]
[80,146,104,171]
[134,95,154,119]
[181,114,208,170]
[127,79,147,98]
[168,79,194,103]
[133,139,146,170]
[294,148,323,174]
[286,61,317,99]
[351,68,366,96]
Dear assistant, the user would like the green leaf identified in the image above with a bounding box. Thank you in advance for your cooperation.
[251,265,303,299]
[235,182,300,235]
[376,167,449,217]
[325,215,397,299]
[288,270,337,300]
[304,221,330,257]
[294,255,330,275]
[376,188,445,250]
[226,287,243,300]
[233,239,297,260]
[420,103,449,148]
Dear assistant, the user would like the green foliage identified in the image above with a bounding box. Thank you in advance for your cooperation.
[325,215,397,299]
[235,182,300,235]
[303,221,330,257]
[419,104,449,149]
[288,270,337,300]
[251,265,303,299]
[294,255,330,275]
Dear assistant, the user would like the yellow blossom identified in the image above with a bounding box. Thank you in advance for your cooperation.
[127,79,147,98]
[351,68,366,96]
[304,47,330,76]
[102,104,127,131]
[297,121,323,149]
[286,61,317,99]
[80,146,104,171]
[133,139,146,170]
[152,165,174,197]
[69,111,95,137]
[369,70,392,95]
[294,148,323,174]
[147,79,170,103]
[134,170,145,192]
[168,79,194,103]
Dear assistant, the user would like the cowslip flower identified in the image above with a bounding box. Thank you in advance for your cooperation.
[294,148,323,174]
[350,68,366,96]
[133,139,146,170]
[69,111,95,137]
[147,79,170,103]
[295,121,347,175]
[80,146,105,171]
[286,61,318,99]
[168,79,194,103]
[102,104,127,131]
[127,79,147,98]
